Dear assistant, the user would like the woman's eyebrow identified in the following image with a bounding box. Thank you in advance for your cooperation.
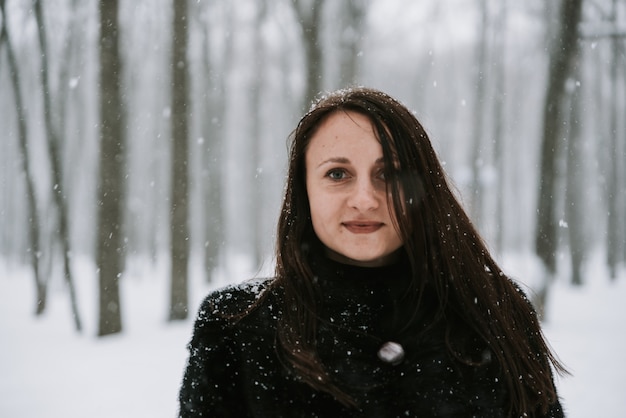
[317,157,386,168]
[317,157,349,168]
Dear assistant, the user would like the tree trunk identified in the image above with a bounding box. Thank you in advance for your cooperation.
[469,0,489,228]
[492,1,507,253]
[198,5,226,284]
[169,0,190,321]
[606,0,625,279]
[293,0,325,110]
[564,62,585,286]
[338,0,366,87]
[622,50,626,270]
[534,0,582,316]
[97,0,125,336]
[251,0,267,267]
[0,0,47,314]
[33,0,82,332]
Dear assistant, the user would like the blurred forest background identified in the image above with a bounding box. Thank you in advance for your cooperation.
[1,0,625,336]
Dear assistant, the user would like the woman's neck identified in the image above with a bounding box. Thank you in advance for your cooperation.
[323,247,404,268]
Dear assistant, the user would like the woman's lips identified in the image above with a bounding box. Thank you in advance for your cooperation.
[342,221,383,233]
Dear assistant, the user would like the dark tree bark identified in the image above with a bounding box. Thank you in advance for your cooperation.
[564,62,585,286]
[534,0,583,315]
[54,0,81,139]
[169,0,190,321]
[492,1,508,253]
[0,0,46,314]
[293,0,325,110]
[606,0,625,279]
[622,49,626,270]
[411,3,441,113]
[33,0,82,332]
[251,0,268,267]
[97,0,125,336]
[469,0,489,228]
[338,0,366,86]
[196,3,226,284]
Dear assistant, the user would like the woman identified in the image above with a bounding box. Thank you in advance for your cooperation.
[179,87,566,417]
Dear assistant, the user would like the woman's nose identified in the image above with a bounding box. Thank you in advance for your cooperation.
[347,179,380,211]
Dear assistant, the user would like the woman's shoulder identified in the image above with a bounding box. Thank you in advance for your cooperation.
[193,277,280,329]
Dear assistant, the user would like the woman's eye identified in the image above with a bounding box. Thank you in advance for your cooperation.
[373,168,387,182]
[326,169,347,180]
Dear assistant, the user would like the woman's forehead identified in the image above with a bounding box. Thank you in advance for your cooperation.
[305,112,381,157]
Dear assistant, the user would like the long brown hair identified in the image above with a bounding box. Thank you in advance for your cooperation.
[272,87,566,414]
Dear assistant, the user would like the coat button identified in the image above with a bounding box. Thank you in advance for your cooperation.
[377,341,405,365]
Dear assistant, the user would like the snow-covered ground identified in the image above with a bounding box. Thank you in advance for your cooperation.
[542,271,626,417]
[1,253,624,417]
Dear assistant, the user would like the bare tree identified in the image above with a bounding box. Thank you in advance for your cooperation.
[492,0,508,253]
[32,0,82,332]
[534,0,583,315]
[606,0,625,279]
[293,0,325,110]
[251,0,268,265]
[169,0,190,320]
[0,0,46,314]
[580,0,626,279]
[564,62,585,286]
[337,0,366,86]
[97,0,125,336]
[194,1,227,284]
[469,0,490,228]
[622,46,626,272]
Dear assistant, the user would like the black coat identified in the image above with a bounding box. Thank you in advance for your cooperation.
[178,259,564,417]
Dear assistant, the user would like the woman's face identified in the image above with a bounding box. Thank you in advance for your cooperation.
[305,111,403,267]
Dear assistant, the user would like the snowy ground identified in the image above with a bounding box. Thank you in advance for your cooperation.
[1,253,625,418]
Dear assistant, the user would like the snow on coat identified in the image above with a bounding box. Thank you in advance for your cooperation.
[178,259,564,417]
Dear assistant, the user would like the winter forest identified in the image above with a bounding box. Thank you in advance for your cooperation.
[1,0,626,417]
